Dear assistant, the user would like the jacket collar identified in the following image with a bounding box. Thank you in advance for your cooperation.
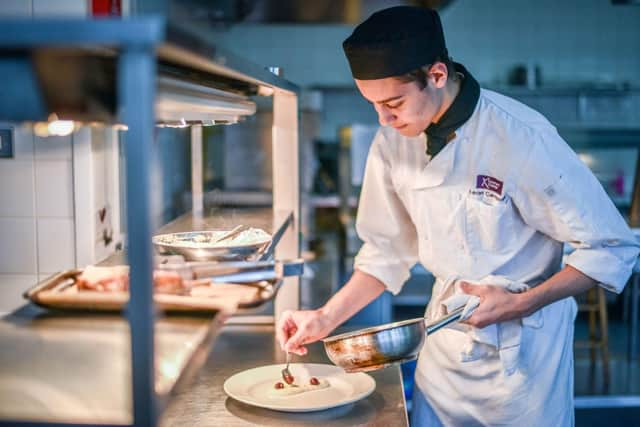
[412,129,466,190]
[424,63,480,158]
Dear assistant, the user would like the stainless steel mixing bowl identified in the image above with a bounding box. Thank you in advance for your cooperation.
[152,230,271,261]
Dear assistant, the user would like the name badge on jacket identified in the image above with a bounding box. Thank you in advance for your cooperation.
[470,174,505,202]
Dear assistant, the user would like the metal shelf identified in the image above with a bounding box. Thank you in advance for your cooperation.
[157,207,274,235]
[0,18,298,125]
[309,194,359,208]
[202,190,273,207]
[0,16,300,427]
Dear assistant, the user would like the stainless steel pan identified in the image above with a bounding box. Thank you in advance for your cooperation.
[323,306,465,373]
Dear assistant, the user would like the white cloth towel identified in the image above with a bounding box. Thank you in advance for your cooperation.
[429,275,541,375]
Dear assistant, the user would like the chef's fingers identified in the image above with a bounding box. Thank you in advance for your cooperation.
[459,281,484,296]
[287,344,308,357]
[276,310,296,350]
[277,313,299,350]
[462,311,490,329]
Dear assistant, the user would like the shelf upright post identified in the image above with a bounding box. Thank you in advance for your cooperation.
[191,124,204,222]
[272,88,300,321]
[119,41,158,427]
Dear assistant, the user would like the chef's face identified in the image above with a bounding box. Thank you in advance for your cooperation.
[355,63,448,137]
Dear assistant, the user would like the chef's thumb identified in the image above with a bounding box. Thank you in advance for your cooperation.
[284,329,308,356]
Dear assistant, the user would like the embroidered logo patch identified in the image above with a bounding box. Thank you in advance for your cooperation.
[476,175,504,196]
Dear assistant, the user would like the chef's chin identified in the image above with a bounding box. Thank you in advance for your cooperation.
[396,126,421,137]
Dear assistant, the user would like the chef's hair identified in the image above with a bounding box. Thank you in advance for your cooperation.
[395,55,458,89]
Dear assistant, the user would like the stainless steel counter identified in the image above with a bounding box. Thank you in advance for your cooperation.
[0,208,275,425]
[160,325,409,427]
[0,304,226,424]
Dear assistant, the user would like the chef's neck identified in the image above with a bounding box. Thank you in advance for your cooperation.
[432,76,462,124]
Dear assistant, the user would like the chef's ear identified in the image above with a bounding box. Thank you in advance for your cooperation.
[427,62,448,89]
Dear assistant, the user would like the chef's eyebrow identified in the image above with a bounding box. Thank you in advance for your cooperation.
[374,95,403,105]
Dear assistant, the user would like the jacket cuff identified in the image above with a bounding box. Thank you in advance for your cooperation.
[565,250,637,294]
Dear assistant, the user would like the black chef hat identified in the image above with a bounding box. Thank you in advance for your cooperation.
[343,6,447,80]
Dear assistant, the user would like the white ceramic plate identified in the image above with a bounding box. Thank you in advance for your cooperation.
[223,363,376,412]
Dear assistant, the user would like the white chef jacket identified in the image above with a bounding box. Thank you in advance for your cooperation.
[354,89,640,426]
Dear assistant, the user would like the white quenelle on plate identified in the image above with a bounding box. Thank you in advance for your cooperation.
[223,363,376,412]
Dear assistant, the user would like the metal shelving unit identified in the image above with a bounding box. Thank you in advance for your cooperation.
[0,16,300,427]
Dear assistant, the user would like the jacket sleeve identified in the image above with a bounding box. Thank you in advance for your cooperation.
[354,130,419,295]
[513,127,639,293]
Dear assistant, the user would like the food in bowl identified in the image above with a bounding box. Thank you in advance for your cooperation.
[154,227,271,248]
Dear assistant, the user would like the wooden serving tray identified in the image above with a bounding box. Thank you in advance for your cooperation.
[24,269,280,314]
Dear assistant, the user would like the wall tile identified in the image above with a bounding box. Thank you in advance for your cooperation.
[34,134,71,160]
[0,159,35,217]
[0,218,37,274]
[35,160,73,218]
[32,0,87,17]
[12,124,35,159]
[0,274,38,313]
[37,217,75,273]
[0,0,32,16]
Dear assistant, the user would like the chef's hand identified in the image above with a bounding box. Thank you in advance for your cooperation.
[276,309,335,356]
[459,282,527,328]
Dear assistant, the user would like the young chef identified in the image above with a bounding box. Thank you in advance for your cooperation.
[277,6,640,426]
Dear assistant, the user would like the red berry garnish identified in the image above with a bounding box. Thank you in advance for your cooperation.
[309,377,319,385]
[283,373,294,385]
[274,382,284,389]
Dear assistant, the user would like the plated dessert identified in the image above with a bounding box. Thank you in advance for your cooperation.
[223,363,376,412]
[267,376,330,398]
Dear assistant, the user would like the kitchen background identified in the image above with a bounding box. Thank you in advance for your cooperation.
[1,0,640,423]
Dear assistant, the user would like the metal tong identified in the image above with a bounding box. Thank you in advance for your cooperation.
[157,258,304,283]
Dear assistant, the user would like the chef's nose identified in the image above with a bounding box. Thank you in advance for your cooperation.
[375,104,395,127]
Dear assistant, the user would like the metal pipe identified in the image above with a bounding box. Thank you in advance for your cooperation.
[191,124,204,220]
[628,150,640,227]
[630,273,639,362]
[272,90,300,321]
[120,45,158,427]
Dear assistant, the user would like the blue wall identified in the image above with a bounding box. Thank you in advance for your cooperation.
[215,0,640,88]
